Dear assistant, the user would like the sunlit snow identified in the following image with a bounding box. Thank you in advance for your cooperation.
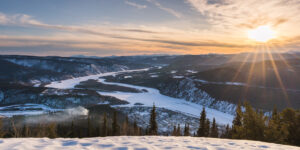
[0,136,297,150]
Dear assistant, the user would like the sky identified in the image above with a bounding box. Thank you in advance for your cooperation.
[0,0,300,56]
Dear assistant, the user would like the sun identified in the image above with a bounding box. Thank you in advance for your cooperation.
[247,25,276,42]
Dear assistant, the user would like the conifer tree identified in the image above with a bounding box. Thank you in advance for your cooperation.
[172,125,177,136]
[184,123,190,136]
[205,119,210,137]
[232,102,243,139]
[0,118,4,138]
[102,112,108,137]
[242,101,266,140]
[176,124,181,136]
[210,118,218,137]
[133,120,138,136]
[255,110,266,141]
[122,116,129,135]
[47,123,57,139]
[112,111,120,136]
[22,124,30,137]
[138,127,142,136]
[149,103,158,135]
[221,124,231,138]
[197,107,207,137]
[70,121,75,138]
[281,108,298,145]
[264,107,282,142]
[87,115,93,137]
[11,119,19,137]
[243,101,255,139]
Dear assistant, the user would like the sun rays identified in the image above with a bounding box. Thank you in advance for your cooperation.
[228,40,292,106]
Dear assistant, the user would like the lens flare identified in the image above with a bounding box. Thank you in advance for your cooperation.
[248,25,276,42]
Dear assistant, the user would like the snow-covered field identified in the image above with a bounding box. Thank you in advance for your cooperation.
[46,68,233,125]
[0,136,298,150]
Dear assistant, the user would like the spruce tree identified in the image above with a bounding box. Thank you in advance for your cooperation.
[242,101,266,140]
[184,123,190,136]
[232,102,243,139]
[22,124,30,137]
[0,118,3,138]
[172,125,177,136]
[176,124,181,136]
[11,119,19,137]
[102,112,108,137]
[87,115,93,137]
[281,108,298,145]
[122,116,129,135]
[205,119,210,137]
[149,103,158,135]
[243,101,255,139]
[255,110,266,141]
[210,118,218,137]
[133,120,138,136]
[112,111,120,136]
[197,107,206,137]
[221,124,231,138]
[47,123,57,139]
[71,121,75,138]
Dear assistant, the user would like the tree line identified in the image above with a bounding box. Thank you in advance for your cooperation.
[224,101,300,146]
[0,102,299,146]
[0,104,158,138]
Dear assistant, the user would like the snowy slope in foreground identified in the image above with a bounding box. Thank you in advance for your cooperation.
[0,136,298,150]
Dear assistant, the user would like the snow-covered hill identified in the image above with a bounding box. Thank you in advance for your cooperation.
[0,136,298,150]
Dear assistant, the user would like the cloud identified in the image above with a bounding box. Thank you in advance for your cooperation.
[0,13,8,24]
[1,4,299,56]
[146,0,182,18]
[1,12,243,49]
[0,12,163,40]
[185,0,300,35]
[125,0,147,9]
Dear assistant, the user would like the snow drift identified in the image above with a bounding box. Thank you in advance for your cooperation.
[0,136,298,150]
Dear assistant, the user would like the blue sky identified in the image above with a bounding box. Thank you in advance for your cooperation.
[0,0,299,56]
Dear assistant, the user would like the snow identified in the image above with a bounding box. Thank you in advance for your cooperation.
[171,70,177,74]
[124,75,132,79]
[0,136,297,150]
[173,76,184,79]
[150,75,159,78]
[31,80,41,87]
[186,70,198,73]
[45,68,149,89]
[97,79,233,125]
[65,106,88,116]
